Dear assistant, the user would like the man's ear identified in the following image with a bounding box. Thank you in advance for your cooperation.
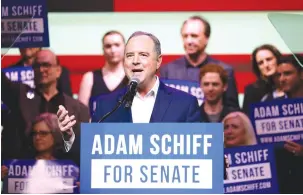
[223,83,228,92]
[56,65,62,79]
[156,54,162,70]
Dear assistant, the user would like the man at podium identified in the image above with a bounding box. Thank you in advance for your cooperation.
[57,31,202,144]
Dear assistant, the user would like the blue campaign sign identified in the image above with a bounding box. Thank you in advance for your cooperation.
[80,123,224,194]
[250,98,303,144]
[1,66,35,110]
[224,145,279,194]
[2,159,79,194]
[161,79,204,106]
[2,66,35,88]
[1,0,50,48]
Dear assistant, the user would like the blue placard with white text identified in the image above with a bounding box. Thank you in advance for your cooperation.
[161,79,203,106]
[224,145,279,194]
[2,66,35,88]
[1,0,50,48]
[1,66,35,110]
[80,123,224,194]
[2,159,79,194]
[250,98,303,144]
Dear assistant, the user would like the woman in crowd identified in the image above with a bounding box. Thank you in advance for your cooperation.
[25,113,68,160]
[223,111,257,147]
[242,44,285,115]
[1,113,78,191]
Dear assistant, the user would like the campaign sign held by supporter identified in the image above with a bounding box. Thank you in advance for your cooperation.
[161,79,203,105]
[2,66,35,88]
[224,145,278,194]
[2,160,79,194]
[80,123,223,194]
[1,66,35,110]
[250,98,303,144]
[1,0,50,48]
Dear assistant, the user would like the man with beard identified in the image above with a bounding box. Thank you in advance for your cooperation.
[160,16,239,109]
[8,47,72,96]
[1,49,89,165]
[199,64,238,122]
[274,54,303,193]
[277,54,303,99]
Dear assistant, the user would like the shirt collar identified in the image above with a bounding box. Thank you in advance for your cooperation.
[185,55,211,68]
[136,76,160,99]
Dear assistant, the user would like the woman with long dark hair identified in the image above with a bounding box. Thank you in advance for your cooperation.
[242,44,285,115]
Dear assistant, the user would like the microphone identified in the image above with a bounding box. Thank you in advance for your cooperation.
[124,77,140,108]
[98,77,139,122]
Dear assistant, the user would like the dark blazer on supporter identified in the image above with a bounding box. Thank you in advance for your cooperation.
[91,82,202,123]
[1,72,89,166]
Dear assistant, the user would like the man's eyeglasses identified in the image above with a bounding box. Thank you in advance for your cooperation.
[32,63,55,69]
[30,130,52,137]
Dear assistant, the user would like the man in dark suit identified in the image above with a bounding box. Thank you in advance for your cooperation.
[160,16,239,109]
[1,49,89,165]
[57,31,201,146]
[8,47,73,96]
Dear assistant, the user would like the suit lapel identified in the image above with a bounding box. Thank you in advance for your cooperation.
[150,82,173,122]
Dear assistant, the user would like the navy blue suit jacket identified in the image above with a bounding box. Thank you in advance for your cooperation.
[91,82,201,123]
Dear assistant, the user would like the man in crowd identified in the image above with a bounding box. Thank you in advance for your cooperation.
[1,49,89,165]
[160,15,239,108]
[9,47,73,96]
[199,64,238,122]
[57,31,202,147]
[277,54,303,99]
[275,54,303,193]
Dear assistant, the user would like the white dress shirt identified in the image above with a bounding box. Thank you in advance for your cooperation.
[131,77,160,123]
[62,131,75,152]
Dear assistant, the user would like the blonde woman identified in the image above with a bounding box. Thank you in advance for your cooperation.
[223,111,257,147]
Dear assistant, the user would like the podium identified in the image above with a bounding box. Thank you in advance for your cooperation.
[80,123,224,194]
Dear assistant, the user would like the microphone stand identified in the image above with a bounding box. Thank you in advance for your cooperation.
[97,78,138,123]
[124,86,137,108]
[97,93,127,123]
[97,89,136,123]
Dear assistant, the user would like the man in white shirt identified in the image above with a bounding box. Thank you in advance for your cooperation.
[57,31,201,148]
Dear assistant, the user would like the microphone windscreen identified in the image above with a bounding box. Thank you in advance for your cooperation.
[130,77,140,84]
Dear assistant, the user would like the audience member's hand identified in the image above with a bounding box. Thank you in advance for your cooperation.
[284,140,303,156]
[1,165,8,180]
[57,105,76,135]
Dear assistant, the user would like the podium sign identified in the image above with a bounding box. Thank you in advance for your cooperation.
[80,123,224,194]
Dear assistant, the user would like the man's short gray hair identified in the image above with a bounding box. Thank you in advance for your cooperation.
[126,31,161,57]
